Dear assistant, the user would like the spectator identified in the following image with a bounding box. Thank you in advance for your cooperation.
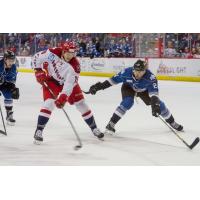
[86,40,100,58]
[37,37,48,51]
[94,36,103,56]
[19,42,30,56]
[9,45,17,54]
[0,35,4,55]
[191,47,198,58]
[164,41,178,57]
[121,37,133,57]
[77,38,87,57]
[1,33,200,58]
[194,47,200,58]
[106,39,117,57]
[181,47,192,58]
[178,33,188,51]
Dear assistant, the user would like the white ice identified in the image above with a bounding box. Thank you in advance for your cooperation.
[0,73,200,165]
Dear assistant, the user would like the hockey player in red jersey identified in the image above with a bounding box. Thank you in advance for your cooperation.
[32,41,104,144]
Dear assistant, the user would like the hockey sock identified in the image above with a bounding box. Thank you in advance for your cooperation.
[5,106,12,111]
[165,115,174,124]
[5,106,13,115]
[4,99,13,109]
[36,115,50,131]
[110,97,133,125]
[109,101,130,125]
[82,111,97,131]
[160,100,171,119]
[108,113,121,128]
[36,109,52,131]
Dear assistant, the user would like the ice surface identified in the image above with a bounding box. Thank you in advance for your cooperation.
[0,73,200,165]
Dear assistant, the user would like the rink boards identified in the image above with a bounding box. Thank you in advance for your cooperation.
[16,56,200,82]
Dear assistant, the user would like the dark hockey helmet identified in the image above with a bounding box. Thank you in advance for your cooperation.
[4,50,16,60]
[133,59,147,71]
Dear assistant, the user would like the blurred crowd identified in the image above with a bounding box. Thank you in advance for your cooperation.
[1,33,200,58]
[163,33,200,58]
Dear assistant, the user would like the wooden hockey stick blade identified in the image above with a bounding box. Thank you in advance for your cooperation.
[0,130,7,136]
[189,137,200,149]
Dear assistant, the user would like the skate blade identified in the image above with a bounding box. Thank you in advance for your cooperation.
[7,121,15,126]
[97,137,104,141]
[33,140,43,145]
[171,127,184,132]
[104,129,114,135]
[93,134,105,141]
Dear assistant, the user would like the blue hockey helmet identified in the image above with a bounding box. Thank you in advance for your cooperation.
[4,50,16,60]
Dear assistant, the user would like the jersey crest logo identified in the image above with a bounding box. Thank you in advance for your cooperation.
[48,53,55,62]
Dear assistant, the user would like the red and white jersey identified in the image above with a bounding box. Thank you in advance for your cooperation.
[32,48,79,97]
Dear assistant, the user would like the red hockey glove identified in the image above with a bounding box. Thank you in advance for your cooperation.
[55,94,68,108]
[35,69,47,84]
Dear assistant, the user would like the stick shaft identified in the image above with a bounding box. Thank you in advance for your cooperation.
[43,82,82,147]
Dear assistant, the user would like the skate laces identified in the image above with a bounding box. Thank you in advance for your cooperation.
[93,128,101,136]
[106,122,115,131]
[35,130,43,137]
[171,121,180,129]
[7,111,14,120]
[108,122,115,129]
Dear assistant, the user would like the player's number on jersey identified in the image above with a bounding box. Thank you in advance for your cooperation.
[153,83,158,89]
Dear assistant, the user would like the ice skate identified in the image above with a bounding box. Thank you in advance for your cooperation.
[34,129,43,145]
[93,128,104,139]
[169,121,183,131]
[6,111,16,126]
[105,123,116,134]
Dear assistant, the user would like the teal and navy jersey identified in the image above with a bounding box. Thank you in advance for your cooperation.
[0,59,17,83]
[109,67,159,97]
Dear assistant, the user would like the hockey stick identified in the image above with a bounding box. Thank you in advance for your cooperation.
[43,82,82,150]
[82,90,90,94]
[0,104,7,136]
[158,115,199,149]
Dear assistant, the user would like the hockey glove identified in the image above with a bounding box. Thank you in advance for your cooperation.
[55,94,68,109]
[35,69,47,85]
[11,87,20,99]
[151,96,161,117]
[89,81,111,95]
[89,82,101,95]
